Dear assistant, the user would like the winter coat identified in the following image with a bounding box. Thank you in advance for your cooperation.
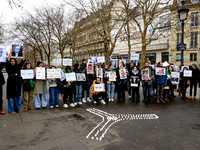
[116,67,127,92]
[6,59,25,99]
[189,68,199,83]
[129,69,141,87]
[179,72,189,88]
[0,63,5,86]
[155,67,167,85]
[141,66,154,85]
[33,69,47,94]
[90,80,105,95]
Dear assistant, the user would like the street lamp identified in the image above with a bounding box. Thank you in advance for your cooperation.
[69,40,72,58]
[177,0,189,66]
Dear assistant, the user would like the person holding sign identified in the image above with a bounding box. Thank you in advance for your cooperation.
[179,67,190,100]
[22,62,34,111]
[90,77,106,104]
[130,66,140,102]
[34,61,48,109]
[6,49,25,114]
[47,66,60,109]
[188,63,199,100]
[155,62,167,104]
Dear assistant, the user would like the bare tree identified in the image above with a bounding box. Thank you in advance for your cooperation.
[6,0,23,8]
[0,16,4,44]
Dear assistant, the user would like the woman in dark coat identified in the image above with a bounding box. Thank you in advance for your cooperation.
[6,49,25,114]
[179,67,190,100]
[0,62,6,115]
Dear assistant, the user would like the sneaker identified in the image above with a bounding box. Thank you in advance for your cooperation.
[63,104,68,108]
[93,101,97,104]
[55,105,59,108]
[188,96,192,99]
[111,98,114,101]
[74,102,77,106]
[82,98,86,103]
[108,98,111,101]
[50,106,54,109]
[87,97,92,102]
[194,96,197,100]
[78,102,82,105]
[24,108,28,111]
[101,100,106,104]
[129,96,132,99]
[70,103,75,107]
[28,107,34,110]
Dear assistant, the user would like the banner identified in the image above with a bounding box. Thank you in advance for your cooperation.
[47,69,61,79]
[171,72,180,84]
[131,54,139,60]
[94,84,104,92]
[65,73,76,81]
[20,70,34,79]
[36,67,45,80]
[63,59,72,66]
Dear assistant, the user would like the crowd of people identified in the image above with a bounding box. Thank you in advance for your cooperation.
[0,49,199,115]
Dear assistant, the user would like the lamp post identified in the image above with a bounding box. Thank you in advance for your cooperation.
[69,40,72,59]
[177,0,189,66]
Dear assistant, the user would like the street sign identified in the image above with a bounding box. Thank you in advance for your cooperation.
[177,43,186,51]
[117,55,122,59]
[110,55,117,59]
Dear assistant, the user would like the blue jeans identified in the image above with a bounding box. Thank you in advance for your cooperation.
[8,97,21,113]
[190,82,197,96]
[142,83,152,101]
[34,83,47,108]
[74,83,82,103]
[49,87,59,107]
[107,84,115,98]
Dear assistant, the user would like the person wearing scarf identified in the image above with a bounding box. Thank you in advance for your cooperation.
[22,62,34,111]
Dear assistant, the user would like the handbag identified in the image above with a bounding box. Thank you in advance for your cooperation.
[164,86,170,90]
[187,79,190,85]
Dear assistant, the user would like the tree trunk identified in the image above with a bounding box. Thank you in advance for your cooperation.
[127,20,131,62]
[47,55,50,68]
[140,41,147,69]
[104,37,109,65]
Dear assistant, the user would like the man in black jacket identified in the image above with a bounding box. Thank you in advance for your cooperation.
[0,62,6,115]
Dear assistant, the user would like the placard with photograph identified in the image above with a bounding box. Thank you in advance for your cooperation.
[60,71,66,81]
[36,67,46,80]
[181,66,189,72]
[183,70,192,77]
[47,69,61,79]
[171,72,180,84]
[87,63,94,74]
[76,73,86,81]
[110,59,117,68]
[131,54,139,60]
[96,68,103,78]
[119,60,126,67]
[94,84,104,92]
[20,70,34,79]
[141,69,149,80]
[87,59,93,63]
[65,73,76,81]
[104,71,110,77]
[131,76,139,87]
[156,68,166,75]
[97,57,105,63]
[119,69,127,79]
[63,59,72,66]
[11,44,23,58]
[90,57,97,64]
[0,48,7,62]
[109,72,116,81]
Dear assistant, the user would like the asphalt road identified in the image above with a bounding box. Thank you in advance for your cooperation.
[0,73,200,150]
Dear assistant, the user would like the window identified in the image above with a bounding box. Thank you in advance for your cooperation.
[177,34,182,45]
[191,0,199,4]
[191,13,198,27]
[162,52,169,62]
[190,32,198,48]
[176,54,181,61]
[190,53,197,61]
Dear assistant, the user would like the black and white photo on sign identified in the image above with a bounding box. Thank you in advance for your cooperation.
[20,70,34,79]
[109,72,116,81]
[181,66,189,72]
[94,84,104,92]
[11,44,23,58]
[60,71,66,81]
[47,69,61,79]
[171,72,180,84]
[110,59,117,68]
[65,73,76,81]
[76,73,86,81]
[90,57,97,64]
[131,54,139,60]
[183,70,192,77]
[119,60,126,67]
[97,56,105,63]
[96,68,103,78]
[0,48,7,62]
[63,59,72,66]
[87,63,94,74]
[131,76,138,87]
[36,67,46,80]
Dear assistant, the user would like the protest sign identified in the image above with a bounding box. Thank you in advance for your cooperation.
[110,59,117,68]
[63,59,72,66]
[141,69,149,80]
[183,70,192,77]
[20,70,34,79]
[94,84,104,92]
[36,67,45,80]
[119,69,127,79]
[109,72,116,81]
[156,68,166,75]
[11,44,23,58]
[87,63,94,74]
[97,57,105,63]
[131,54,139,60]
[181,66,189,72]
[171,72,180,84]
[76,73,86,81]
[60,71,66,81]
[47,69,61,79]
[97,68,103,78]
[0,48,7,62]
[65,73,76,81]
[90,57,97,63]
[131,76,139,87]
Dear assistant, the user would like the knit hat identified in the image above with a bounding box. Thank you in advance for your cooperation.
[192,63,197,68]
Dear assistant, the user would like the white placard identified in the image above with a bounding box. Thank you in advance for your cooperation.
[183,70,192,77]
[65,73,76,81]
[97,57,105,63]
[0,48,7,62]
[63,59,72,66]
[109,72,116,81]
[94,84,104,92]
[20,70,34,79]
[36,67,46,80]
[155,68,166,75]
[119,69,127,79]
[87,63,94,74]
[47,69,61,79]
[76,73,86,81]
[171,72,180,84]
[96,68,103,78]
[60,71,66,81]
[181,66,189,72]
[91,57,97,64]
[131,54,139,60]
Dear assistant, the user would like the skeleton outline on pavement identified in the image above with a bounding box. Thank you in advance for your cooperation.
[86,108,159,141]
